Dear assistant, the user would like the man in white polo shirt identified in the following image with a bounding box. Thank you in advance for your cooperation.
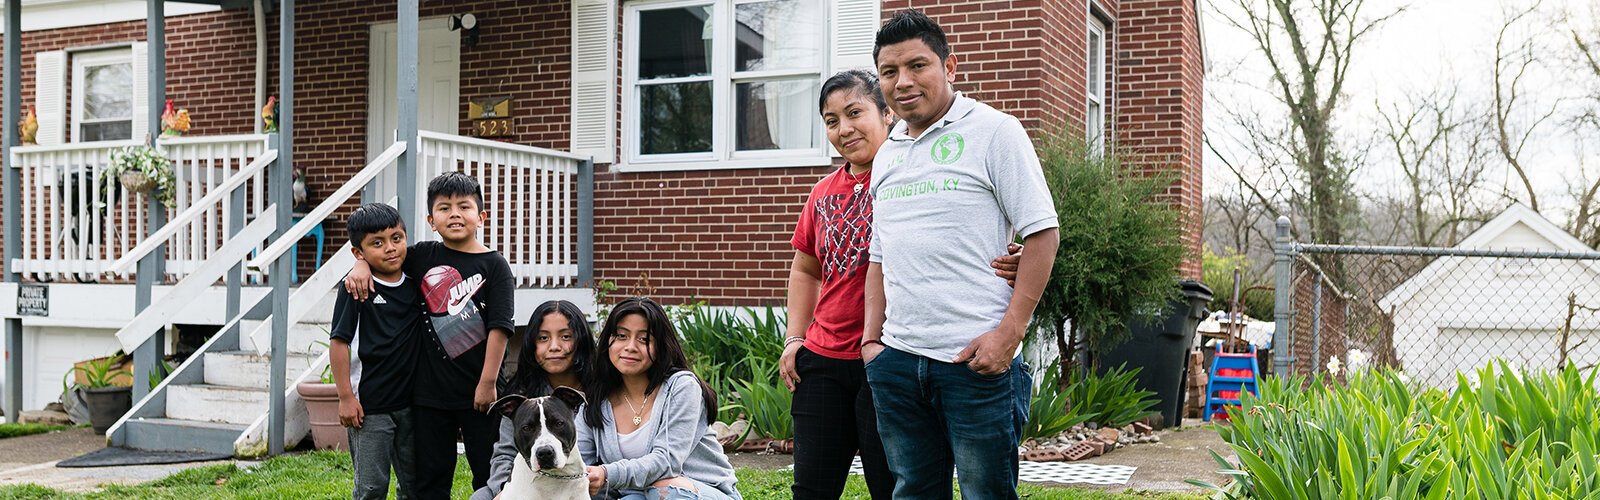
[861,9,1060,499]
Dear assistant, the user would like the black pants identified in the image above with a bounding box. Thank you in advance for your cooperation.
[791,347,894,499]
[411,405,499,499]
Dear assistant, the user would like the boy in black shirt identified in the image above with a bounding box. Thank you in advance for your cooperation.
[331,203,423,499]
[346,172,515,498]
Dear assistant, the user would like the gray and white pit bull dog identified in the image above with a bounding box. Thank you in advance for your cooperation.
[491,387,589,500]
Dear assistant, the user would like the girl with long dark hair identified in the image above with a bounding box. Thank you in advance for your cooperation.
[578,297,740,500]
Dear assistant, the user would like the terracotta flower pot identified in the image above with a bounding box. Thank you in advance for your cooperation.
[82,386,131,435]
[296,382,349,451]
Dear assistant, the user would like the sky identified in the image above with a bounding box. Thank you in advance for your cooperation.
[1200,0,1598,222]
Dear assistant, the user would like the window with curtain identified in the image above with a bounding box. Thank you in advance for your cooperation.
[72,49,134,142]
[625,0,827,169]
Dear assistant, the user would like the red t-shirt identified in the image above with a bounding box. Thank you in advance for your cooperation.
[790,166,874,360]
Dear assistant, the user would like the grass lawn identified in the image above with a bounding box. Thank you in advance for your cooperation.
[0,423,68,440]
[0,451,1203,499]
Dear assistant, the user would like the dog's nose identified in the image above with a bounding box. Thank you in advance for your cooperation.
[535,447,557,468]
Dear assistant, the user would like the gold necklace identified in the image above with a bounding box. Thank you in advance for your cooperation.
[621,391,650,426]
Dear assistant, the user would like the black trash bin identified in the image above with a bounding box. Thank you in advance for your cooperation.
[1094,280,1212,429]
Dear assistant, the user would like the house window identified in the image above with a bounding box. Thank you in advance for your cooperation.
[1086,20,1107,153]
[72,49,134,142]
[623,0,828,170]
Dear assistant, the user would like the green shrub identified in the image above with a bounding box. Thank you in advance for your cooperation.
[1072,365,1160,428]
[675,306,787,426]
[1194,362,1600,498]
[733,361,794,440]
[1024,360,1090,441]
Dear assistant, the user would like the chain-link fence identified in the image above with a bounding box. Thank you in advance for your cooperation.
[1276,241,1600,388]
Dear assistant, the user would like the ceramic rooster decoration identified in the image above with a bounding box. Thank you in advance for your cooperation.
[19,106,37,145]
[160,99,191,137]
[262,95,279,133]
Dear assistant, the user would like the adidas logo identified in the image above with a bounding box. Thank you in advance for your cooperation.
[373,295,388,304]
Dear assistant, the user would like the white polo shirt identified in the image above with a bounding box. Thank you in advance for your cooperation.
[869,93,1059,362]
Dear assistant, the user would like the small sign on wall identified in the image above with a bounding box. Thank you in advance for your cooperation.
[18,284,48,317]
[469,96,514,138]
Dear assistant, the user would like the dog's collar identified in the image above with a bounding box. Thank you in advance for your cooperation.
[536,468,587,481]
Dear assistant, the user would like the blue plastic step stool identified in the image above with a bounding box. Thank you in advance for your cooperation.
[1203,343,1259,421]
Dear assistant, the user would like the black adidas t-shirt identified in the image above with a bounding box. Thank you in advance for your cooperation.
[329,276,425,415]
[404,241,516,410]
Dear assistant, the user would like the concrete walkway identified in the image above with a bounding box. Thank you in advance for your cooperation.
[0,427,239,492]
[726,421,1235,493]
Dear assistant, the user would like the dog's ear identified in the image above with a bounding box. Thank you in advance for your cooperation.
[552,386,586,414]
[490,394,527,418]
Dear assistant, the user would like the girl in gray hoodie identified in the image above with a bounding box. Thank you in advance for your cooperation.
[578,297,741,500]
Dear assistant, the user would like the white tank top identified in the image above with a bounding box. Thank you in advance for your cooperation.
[617,424,649,459]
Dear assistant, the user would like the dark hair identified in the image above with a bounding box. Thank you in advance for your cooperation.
[583,297,718,429]
[818,69,889,116]
[502,300,596,398]
[346,203,404,246]
[873,9,951,63]
[425,171,485,211]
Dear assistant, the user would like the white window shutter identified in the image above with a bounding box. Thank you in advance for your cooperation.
[830,0,879,75]
[34,51,66,145]
[131,42,149,143]
[570,0,616,164]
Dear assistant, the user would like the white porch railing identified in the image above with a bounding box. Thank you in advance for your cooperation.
[417,131,586,287]
[8,134,271,283]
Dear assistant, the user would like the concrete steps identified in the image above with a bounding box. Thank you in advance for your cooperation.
[239,321,331,355]
[166,384,270,426]
[203,350,319,388]
[121,418,249,456]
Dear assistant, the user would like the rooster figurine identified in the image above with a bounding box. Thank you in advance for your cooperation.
[19,106,37,145]
[262,95,279,133]
[160,99,191,137]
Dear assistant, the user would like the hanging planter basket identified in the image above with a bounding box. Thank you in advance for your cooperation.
[118,171,155,194]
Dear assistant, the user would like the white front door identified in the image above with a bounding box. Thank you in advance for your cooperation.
[368,18,460,202]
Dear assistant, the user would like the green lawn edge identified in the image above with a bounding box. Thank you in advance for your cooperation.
[0,451,1204,499]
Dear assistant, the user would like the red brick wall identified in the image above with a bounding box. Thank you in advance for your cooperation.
[0,1,1206,303]
[1116,0,1204,278]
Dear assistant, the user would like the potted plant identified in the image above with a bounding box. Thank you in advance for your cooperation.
[69,355,133,435]
[297,345,348,450]
[101,144,176,208]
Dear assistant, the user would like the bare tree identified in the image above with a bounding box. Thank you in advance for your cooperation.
[1375,87,1496,247]
[1214,0,1403,248]
[1491,2,1561,212]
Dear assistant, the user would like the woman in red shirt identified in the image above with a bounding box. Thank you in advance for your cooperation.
[781,69,1021,499]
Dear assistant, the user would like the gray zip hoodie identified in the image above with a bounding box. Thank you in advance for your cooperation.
[580,370,741,499]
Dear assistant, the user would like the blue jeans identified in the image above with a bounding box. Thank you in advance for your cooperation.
[614,477,734,500]
[864,345,1030,500]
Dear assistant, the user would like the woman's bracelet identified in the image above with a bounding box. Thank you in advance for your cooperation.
[784,336,805,347]
[861,338,883,348]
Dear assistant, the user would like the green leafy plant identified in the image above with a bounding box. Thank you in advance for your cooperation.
[1032,131,1185,381]
[69,355,131,389]
[1192,362,1600,498]
[1201,247,1274,319]
[101,145,176,208]
[1023,360,1090,441]
[676,306,786,415]
[733,362,794,440]
[148,360,176,391]
[1069,364,1159,428]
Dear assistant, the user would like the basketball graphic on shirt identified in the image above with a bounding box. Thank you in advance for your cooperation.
[422,265,488,359]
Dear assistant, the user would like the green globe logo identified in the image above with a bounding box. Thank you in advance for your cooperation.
[930,133,965,165]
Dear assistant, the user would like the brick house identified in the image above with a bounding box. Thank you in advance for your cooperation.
[0,0,1202,454]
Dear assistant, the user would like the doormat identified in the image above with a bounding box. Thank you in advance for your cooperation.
[57,447,232,468]
[790,456,1138,485]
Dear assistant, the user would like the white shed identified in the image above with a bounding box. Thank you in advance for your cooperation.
[1378,204,1600,387]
